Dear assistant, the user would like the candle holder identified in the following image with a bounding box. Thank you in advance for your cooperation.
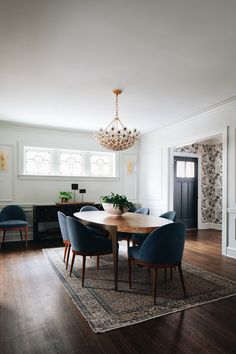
[79,189,86,203]
[71,184,78,202]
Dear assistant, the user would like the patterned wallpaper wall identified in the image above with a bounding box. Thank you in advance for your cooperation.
[174,143,223,224]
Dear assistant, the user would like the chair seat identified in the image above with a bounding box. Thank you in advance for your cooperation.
[0,220,28,229]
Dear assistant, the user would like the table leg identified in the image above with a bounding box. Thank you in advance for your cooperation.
[109,227,118,291]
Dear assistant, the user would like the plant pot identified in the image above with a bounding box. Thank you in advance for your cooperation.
[102,203,128,216]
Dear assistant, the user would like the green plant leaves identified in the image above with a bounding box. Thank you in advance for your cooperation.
[100,192,134,211]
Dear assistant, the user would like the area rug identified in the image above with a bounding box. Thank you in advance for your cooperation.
[43,246,236,333]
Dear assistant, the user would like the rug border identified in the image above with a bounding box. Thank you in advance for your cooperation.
[42,248,236,334]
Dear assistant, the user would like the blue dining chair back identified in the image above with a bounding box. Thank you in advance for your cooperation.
[0,205,27,222]
[57,211,71,267]
[0,205,28,246]
[135,207,150,215]
[80,205,99,212]
[139,222,185,264]
[67,216,96,253]
[58,211,70,242]
[160,211,176,222]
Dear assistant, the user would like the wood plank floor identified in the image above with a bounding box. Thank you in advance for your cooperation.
[1,230,236,354]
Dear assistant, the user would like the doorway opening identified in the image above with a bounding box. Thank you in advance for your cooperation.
[170,134,223,233]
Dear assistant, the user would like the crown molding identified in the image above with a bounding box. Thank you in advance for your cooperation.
[0,120,92,135]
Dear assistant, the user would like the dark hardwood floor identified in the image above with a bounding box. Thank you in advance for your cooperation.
[1,230,236,354]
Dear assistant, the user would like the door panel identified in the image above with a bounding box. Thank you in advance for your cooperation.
[174,157,198,228]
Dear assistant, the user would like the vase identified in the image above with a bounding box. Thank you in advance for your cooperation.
[102,203,128,216]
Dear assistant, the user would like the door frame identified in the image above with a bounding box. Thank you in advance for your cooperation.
[169,151,201,228]
[168,127,228,256]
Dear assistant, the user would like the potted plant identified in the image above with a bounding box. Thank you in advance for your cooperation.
[100,193,134,216]
[59,191,73,203]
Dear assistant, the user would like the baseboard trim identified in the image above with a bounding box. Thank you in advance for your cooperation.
[226,247,236,259]
[198,223,222,230]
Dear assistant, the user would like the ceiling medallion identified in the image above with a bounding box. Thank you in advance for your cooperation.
[95,89,140,151]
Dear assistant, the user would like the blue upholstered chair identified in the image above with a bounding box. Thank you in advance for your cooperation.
[0,205,28,246]
[80,205,99,212]
[160,211,176,222]
[80,205,109,239]
[131,210,176,246]
[67,216,113,285]
[128,222,186,304]
[58,211,71,269]
[118,207,150,249]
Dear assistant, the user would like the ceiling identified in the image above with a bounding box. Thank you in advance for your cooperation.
[0,0,236,134]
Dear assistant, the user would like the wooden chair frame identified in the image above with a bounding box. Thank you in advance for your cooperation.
[70,249,112,286]
[128,257,186,305]
[0,225,28,247]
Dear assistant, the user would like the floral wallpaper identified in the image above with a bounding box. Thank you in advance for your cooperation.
[174,143,223,224]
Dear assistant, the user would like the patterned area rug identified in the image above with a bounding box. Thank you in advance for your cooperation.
[43,246,236,333]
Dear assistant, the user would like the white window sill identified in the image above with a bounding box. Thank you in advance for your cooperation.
[18,174,120,182]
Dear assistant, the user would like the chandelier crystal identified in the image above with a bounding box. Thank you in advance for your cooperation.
[95,89,140,151]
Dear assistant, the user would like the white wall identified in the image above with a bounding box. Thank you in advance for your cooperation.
[139,100,236,259]
[0,122,138,240]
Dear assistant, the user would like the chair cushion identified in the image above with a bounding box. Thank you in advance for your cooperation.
[0,220,28,229]
[128,245,141,259]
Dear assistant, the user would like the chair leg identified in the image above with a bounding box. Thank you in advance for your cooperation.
[128,257,132,288]
[178,264,187,297]
[2,230,6,245]
[70,253,75,277]
[63,244,68,262]
[127,238,130,250]
[97,256,100,270]
[170,267,173,280]
[82,256,86,287]
[20,230,23,241]
[25,227,28,247]
[153,268,158,305]
[66,244,71,269]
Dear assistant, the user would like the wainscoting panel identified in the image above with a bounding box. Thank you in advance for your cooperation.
[227,208,236,258]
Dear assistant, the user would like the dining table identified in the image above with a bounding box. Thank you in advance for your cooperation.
[73,211,173,290]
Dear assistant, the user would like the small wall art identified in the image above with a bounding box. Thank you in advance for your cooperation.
[0,145,14,201]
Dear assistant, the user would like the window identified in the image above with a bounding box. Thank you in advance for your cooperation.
[90,153,115,177]
[59,152,83,176]
[176,161,195,178]
[22,146,116,178]
[24,147,52,175]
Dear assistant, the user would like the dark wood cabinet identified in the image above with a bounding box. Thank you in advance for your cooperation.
[33,203,101,241]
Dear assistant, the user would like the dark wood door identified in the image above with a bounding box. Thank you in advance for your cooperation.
[174,156,198,228]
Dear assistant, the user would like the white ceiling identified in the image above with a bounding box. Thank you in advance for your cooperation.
[0,0,236,134]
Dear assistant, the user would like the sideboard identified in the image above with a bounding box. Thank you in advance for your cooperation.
[33,203,101,241]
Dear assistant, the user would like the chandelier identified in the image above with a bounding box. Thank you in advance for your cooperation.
[95,89,140,151]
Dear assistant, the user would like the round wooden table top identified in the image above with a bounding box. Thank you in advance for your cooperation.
[74,211,173,233]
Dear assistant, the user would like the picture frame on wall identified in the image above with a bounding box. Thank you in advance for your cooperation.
[0,144,14,201]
